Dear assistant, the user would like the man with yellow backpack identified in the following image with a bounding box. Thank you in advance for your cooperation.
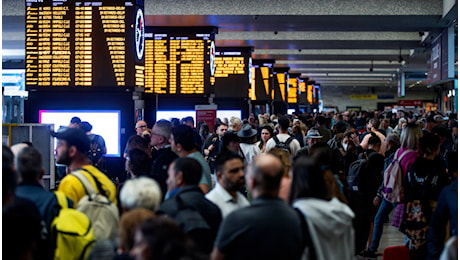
[14,145,96,260]
[52,127,119,241]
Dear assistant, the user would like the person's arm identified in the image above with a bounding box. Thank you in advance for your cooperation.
[199,183,210,194]
[360,134,369,150]
[211,247,226,260]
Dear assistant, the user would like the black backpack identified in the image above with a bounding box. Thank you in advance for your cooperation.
[347,151,377,192]
[87,135,104,168]
[272,135,295,154]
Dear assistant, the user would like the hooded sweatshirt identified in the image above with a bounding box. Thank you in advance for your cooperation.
[293,197,355,260]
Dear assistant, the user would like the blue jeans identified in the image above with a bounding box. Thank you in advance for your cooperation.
[369,199,397,252]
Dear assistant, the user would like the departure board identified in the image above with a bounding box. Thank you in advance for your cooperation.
[25,0,144,89]
[273,67,289,102]
[287,77,298,104]
[298,80,307,105]
[287,73,300,104]
[307,84,314,104]
[249,60,274,101]
[211,47,252,98]
[144,27,217,95]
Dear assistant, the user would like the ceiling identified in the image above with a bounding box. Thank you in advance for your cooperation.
[3,0,458,88]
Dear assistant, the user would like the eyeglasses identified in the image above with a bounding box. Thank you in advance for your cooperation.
[136,125,147,128]
[150,132,163,137]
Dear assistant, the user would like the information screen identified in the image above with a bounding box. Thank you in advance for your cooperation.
[249,66,273,101]
[144,27,217,95]
[273,72,288,102]
[287,77,298,104]
[298,81,307,105]
[211,47,252,98]
[25,0,144,89]
[39,110,121,156]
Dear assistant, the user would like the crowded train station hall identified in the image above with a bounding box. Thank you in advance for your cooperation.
[2,0,458,259]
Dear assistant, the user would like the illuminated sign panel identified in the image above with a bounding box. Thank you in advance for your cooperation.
[249,66,272,101]
[307,84,314,104]
[144,27,217,95]
[25,0,144,89]
[298,81,307,105]
[211,47,252,98]
[287,77,298,104]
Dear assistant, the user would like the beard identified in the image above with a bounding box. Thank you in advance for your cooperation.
[223,177,245,192]
[56,149,72,166]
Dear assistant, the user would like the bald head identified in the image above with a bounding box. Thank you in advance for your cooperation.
[135,120,148,136]
[246,154,284,197]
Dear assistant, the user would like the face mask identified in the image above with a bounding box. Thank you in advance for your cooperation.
[342,143,348,151]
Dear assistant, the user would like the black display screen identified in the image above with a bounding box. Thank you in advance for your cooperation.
[144,27,217,95]
[25,0,144,89]
[211,47,252,98]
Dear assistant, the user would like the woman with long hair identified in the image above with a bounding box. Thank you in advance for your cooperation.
[256,125,274,153]
[290,157,355,260]
[361,122,422,258]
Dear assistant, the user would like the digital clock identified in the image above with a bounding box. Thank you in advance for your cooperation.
[135,8,144,61]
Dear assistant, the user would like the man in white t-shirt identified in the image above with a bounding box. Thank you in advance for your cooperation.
[264,116,301,156]
[206,152,249,218]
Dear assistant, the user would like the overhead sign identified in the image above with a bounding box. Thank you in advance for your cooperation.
[350,94,378,99]
[144,27,217,95]
[25,0,145,89]
[398,100,423,106]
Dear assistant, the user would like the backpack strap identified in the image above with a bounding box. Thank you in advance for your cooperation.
[294,208,317,260]
[272,135,280,144]
[73,168,109,198]
[80,168,109,198]
[72,170,98,197]
[285,136,295,146]
[54,191,69,209]
[396,149,413,162]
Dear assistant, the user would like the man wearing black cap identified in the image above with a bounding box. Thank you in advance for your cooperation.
[52,128,117,206]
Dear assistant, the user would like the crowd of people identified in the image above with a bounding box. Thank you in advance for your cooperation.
[3,109,458,260]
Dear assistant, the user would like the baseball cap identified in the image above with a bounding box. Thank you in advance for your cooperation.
[51,127,90,153]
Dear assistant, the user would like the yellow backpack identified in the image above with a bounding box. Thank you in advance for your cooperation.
[52,191,96,260]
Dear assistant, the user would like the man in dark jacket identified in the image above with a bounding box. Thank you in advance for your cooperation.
[211,154,305,260]
[349,133,384,255]
[149,119,178,197]
[15,146,74,259]
[157,157,222,255]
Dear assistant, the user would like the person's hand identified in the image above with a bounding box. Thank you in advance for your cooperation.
[208,144,214,151]
[373,196,382,207]
[352,133,360,146]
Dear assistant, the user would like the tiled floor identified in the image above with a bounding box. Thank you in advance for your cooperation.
[375,223,406,259]
[356,210,406,260]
